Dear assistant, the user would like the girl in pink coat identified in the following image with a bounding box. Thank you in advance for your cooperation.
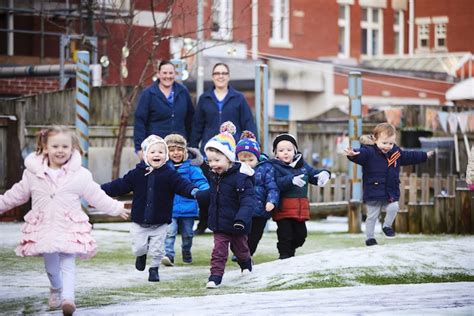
[0,126,128,315]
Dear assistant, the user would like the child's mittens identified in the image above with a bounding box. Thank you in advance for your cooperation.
[315,171,330,186]
[292,174,306,187]
[233,220,245,230]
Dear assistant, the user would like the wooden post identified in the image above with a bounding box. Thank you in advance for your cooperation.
[395,209,409,233]
[408,203,421,234]
[434,196,446,233]
[421,203,434,234]
[445,195,456,233]
[455,188,471,234]
[348,201,362,233]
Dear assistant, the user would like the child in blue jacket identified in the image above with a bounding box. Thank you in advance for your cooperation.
[344,123,433,246]
[236,131,279,257]
[162,134,209,266]
[196,122,256,289]
[101,135,199,282]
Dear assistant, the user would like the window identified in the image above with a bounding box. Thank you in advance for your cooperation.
[360,7,383,57]
[434,23,447,50]
[270,0,291,46]
[415,17,431,52]
[211,0,233,40]
[338,5,350,57]
[418,24,429,49]
[393,10,404,55]
[274,104,289,120]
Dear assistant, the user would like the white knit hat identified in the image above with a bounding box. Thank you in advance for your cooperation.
[141,135,169,167]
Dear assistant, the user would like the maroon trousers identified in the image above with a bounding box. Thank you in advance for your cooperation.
[210,232,250,276]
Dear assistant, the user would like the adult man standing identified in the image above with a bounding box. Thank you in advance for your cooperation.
[134,61,194,159]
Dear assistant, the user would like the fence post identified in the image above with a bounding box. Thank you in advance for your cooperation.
[455,188,472,234]
[254,64,269,154]
[347,72,362,233]
[75,50,90,167]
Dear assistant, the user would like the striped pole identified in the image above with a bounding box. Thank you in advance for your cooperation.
[75,50,90,167]
[348,71,363,233]
[255,64,269,154]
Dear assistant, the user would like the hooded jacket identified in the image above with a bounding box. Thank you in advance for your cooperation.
[348,135,428,202]
[253,155,279,219]
[101,161,196,225]
[0,151,124,259]
[168,155,209,218]
[134,81,194,151]
[196,162,256,235]
[271,154,330,221]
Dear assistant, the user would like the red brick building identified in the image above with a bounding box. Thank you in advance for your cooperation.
[0,0,472,114]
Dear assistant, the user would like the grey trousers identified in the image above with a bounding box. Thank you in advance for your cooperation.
[130,222,167,267]
[365,201,399,239]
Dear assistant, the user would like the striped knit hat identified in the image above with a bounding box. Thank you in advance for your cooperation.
[204,121,237,162]
[236,131,261,159]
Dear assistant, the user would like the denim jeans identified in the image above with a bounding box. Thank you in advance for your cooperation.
[164,217,194,257]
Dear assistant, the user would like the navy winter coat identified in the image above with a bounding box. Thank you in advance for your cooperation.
[196,162,256,235]
[348,144,427,202]
[101,162,196,225]
[189,85,257,154]
[168,159,209,218]
[254,156,279,219]
[134,81,194,151]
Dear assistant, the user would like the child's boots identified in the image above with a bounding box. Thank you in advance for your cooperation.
[61,300,76,316]
[238,257,252,274]
[148,267,160,282]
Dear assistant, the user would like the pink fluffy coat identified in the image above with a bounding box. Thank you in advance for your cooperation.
[0,151,124,259]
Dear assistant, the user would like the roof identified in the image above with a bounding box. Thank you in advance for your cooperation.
[361,52,471,76]
[446,77,474,101]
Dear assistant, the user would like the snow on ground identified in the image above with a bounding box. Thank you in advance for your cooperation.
[225,237,474,289]
[78,282,474,315]
[1,218,473,315]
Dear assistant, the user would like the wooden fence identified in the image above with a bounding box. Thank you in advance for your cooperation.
[308,173,473,234]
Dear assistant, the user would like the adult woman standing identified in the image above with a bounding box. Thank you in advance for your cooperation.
[134,61,194,159]
[190,63,257,234]
[190,63,257,155]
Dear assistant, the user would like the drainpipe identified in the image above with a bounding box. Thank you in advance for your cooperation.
[0,65,76,77]
[251,0,258,60]
[408,0,415,56]
[7,0,14,56]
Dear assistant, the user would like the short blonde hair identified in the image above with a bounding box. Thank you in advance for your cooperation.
[373,123,396,140]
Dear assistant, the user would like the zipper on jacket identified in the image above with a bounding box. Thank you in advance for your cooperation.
[215,175,223,229]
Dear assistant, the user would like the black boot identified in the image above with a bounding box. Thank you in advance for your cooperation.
[238,257,252,273]
[148,267,160,282]
[182,251,192,264]
[135,254,147,271]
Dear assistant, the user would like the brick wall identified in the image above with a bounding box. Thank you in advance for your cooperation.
[0,77,60,97]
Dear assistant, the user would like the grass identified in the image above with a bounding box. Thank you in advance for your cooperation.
[0,223,472,314]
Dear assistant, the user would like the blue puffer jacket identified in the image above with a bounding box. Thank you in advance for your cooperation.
[348,143,427,202]
[196,162,256,235]
[101,162,196,225]
[189,85,257,154]
[254,155,279,219]
[168,159,209,218]
[134,81,194,151]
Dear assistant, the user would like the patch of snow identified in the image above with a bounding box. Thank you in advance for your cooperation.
[78,282,474,315]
